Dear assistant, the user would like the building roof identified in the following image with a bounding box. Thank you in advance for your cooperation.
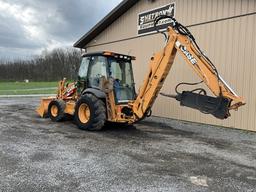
[73,0,139,48]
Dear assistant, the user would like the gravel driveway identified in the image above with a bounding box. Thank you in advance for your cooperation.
[0,97,255,192]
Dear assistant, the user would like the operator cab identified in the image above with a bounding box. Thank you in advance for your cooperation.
[78,51,136,103]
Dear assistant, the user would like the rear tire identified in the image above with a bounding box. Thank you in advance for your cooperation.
[48,100,66,122]
[74,94,106,131]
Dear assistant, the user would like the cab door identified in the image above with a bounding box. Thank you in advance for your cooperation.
[108,57,136,103]
[87,56,108,88]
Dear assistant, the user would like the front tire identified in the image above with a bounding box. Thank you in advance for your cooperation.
[48,100,66,122]
[74,94,106,131]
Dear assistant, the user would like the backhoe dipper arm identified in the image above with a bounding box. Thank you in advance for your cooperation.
[131,16,245,121]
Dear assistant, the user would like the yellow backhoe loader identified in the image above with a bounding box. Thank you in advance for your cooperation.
[36,15,245,131]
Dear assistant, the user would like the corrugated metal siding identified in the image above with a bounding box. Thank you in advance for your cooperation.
[86,0,256,131]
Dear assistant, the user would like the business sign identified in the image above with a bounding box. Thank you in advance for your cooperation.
[137,3,175,35]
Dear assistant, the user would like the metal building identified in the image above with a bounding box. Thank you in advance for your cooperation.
[74,0,256,131]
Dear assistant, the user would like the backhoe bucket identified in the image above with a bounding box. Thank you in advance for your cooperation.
[36,97,55,117]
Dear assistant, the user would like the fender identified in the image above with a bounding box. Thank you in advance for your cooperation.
[82,88,106,99]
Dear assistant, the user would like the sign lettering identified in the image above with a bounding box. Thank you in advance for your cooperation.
[137,3,175,35]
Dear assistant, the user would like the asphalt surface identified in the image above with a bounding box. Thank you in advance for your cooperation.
[0,97,255,192]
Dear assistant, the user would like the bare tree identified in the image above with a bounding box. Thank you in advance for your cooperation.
[0,48,81,82]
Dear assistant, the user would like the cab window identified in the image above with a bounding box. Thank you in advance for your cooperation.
[78,57,90,79]
[88,56,107,87]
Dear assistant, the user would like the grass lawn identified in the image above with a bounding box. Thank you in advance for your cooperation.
[0,82,58,95]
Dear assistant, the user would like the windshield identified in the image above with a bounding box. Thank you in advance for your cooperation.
[109,58,135,102]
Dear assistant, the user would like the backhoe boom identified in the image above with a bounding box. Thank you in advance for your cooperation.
[131,16,245,120]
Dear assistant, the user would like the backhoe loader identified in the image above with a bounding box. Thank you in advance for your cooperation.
[36,15,245,131]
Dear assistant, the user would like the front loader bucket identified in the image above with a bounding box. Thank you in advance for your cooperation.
[36,97,55,117]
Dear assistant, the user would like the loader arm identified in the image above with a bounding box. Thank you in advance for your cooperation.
[131,16,245,120]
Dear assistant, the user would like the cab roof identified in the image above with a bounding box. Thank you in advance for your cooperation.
[82,51,136,60]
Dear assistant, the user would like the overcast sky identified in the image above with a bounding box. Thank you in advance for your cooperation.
[0,0,122,60]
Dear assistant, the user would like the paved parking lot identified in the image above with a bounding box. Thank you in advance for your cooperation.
[0,97,255,192]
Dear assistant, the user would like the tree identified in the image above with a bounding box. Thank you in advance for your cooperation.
[0,48,81,82]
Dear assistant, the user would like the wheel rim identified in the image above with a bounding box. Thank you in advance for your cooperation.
[78,103,90,124]
[51,105,58,117]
